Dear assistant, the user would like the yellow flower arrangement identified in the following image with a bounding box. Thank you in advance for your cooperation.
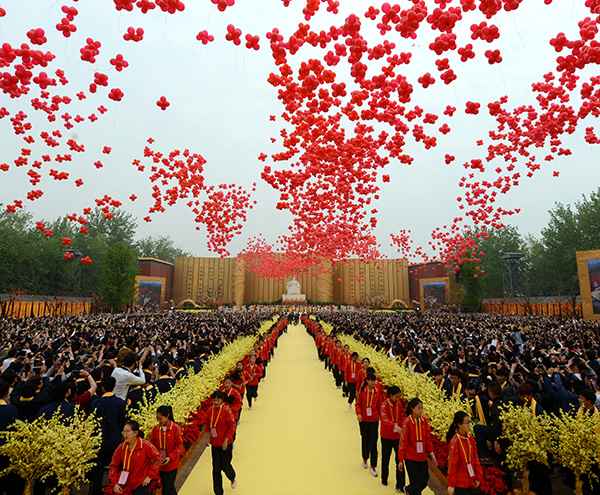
[548,410,600,495]
[49,411,102,495]
[0,411,101,495]
[336,334,466,439]
[499,404,552,494]
[130,317,279,435]
[321,321,334,335]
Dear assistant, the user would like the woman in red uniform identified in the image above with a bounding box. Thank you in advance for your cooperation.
[398,398,438,495]
[355,372,384,477]
[345,352,360,408]
[220,376,242,424]
[231,361,249,402]
[149,405,184,495]
[204,390,237,495]
[107,420,161,495]
[356,357,370,392]
[446,411,482,495]
[244,355,262,410]
[380,386,406,493]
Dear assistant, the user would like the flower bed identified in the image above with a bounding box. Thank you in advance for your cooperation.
[310,321,509,495]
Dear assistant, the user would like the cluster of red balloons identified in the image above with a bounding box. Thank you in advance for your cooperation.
[135,141,256,255]
[1,1,599,277]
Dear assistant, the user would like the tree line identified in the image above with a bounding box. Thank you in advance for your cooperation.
[0,207,190,311]
[459,187,600,310]
[2,187,599,312]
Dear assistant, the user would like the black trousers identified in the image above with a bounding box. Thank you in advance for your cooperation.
[89,449,114,495]
[131,485,150,495]
[528,460,552,495]
[246,384,258,407]
[359,421,378,467]
[404,458,429,495]
[347,382,357,404]
[160,468,178,495]
[334,366,343,387]
[211,445,236,495]
[381,437,405,489]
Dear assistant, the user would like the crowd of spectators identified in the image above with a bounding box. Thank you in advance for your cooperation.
[0,311,273,495]
[319,310,600,495]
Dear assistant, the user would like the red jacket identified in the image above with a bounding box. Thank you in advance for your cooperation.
[329,346,337,365]
[220,386,242,420]
[345,360,361,383]
[380,399,403,440]
[259,345,269,363]
[232,370,249,395]
[446,434,483,488]
[398,414,434,463]
[340,351,350,373]
[245,363,263,386]
[356,368,368,391]
[355,386,384,422]
[206,404,236,447]
[108,438,160,491]
[149,421,184,472]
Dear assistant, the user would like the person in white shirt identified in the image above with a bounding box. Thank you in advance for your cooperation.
[111,348,149,400]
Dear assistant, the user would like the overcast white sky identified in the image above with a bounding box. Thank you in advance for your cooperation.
[0,0,598,261]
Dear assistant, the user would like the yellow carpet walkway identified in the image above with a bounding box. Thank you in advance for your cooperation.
[180,323,435,495]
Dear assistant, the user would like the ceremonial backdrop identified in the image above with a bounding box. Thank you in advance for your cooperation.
[577,249,600,321]
[172,256,410,307]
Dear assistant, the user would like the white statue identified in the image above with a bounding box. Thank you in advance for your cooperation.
[286,276,301,295]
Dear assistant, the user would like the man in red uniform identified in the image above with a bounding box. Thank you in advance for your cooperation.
[204,391,237,495]
[345,352,360,408]
[244,355,262,410]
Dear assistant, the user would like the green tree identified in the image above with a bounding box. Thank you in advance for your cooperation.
[476,225,526,298]
[136,235,191,263]
[85,208,137,245]
[101,243,139,312]
[459,260,483,312]
[530,189,600,296]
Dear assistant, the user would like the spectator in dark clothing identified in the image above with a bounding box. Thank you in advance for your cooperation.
[89,376,127,495]
[474,382,508,462]
[36,381,76,420]
[155,362,176,393]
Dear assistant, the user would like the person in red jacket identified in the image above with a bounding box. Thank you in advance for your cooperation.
[398,398,438,495]
[380,386,406,493]
[323,335,334,371]
[340,344,351,398]
[244,355,262,410]
[356,357,371,392]
[445,411,482,495]
[204,390,237,495]
[355,372,384,477]
[220,376,242,423]
[345,352,360,408]
[107,420,161,495]
[231,361,249,402]
[149,405,184,495]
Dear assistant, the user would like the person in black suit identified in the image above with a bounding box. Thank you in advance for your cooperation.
[0,381,23,495]
[89,376,127,495]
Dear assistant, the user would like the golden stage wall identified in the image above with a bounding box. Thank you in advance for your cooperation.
[173,257,409,307]
[173,257,237,306]
[333,259,409,305]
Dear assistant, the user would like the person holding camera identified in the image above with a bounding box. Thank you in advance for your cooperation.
[112,349,149,401]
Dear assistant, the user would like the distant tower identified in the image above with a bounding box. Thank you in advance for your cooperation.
[500,253,527,298]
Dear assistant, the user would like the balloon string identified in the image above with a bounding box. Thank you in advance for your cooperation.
[510,13,526,50]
